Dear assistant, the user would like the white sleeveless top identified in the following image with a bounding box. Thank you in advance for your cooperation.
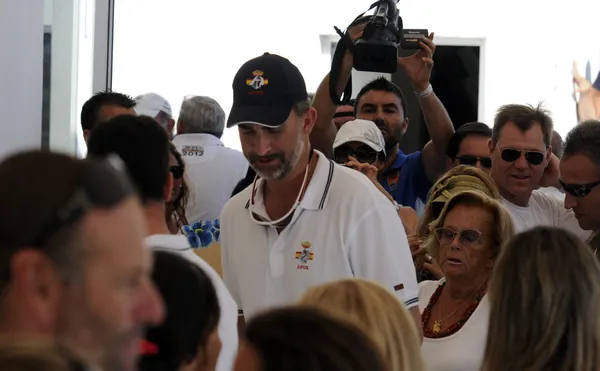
[419,280,490,371]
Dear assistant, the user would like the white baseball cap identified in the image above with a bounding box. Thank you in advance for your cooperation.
[333,119,386,155]
[134,93,172,118]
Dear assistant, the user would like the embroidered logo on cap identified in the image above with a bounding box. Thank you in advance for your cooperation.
[246,70,269,90]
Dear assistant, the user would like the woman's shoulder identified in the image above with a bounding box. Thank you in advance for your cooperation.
[418,279,445,301]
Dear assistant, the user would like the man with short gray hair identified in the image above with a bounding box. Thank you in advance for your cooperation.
[173,95,248,225]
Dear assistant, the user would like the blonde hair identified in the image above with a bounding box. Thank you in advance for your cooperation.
[482,227,600,371]
[423,190,514,262]
[298,279,425,371]
[418,165,499,237]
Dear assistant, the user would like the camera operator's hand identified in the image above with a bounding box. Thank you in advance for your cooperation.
[398,32,436,92]
[348,22,366,43]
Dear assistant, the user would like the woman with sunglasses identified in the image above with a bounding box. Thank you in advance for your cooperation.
[166,143,190,234]
[332,119,419,233]
[419,190,514,371]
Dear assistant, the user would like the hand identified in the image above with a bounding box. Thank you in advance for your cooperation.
[573,61,594,95]
[424,258,444,280]
[407,234,426,259]
[539,152,560,188]
[343,22,367,62]
[398,32,436,92]
[347,22,366,43]
[346,156,379,183]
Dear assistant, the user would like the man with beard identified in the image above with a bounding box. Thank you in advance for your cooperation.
[0,150,164,371]
[219,53,421,337]
[311,27,454,209]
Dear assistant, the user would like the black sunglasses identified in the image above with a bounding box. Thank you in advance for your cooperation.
[456,155,492,168]
[170,165,184,179]
[434,227,483,246]
[559,180,600,198]
[500,148,545,165]
[334,147,379,165]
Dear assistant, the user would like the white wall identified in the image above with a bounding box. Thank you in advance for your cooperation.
[112,0,600,151]
[0,0,45,160]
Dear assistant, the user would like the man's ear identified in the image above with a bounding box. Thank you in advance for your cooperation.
[447,157,455,170]
[167,119,176,138]
[488,138,495,155]
[9,249,64,330]
[176,120,184,136]
[401,118,409,135]
[303,107,318,135]
[83,130,91,143]
[164,172,174,203]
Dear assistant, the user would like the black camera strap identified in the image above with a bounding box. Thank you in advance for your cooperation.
[328,2,384,105]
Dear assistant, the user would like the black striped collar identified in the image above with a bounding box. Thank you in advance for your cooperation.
[244,150,335,211]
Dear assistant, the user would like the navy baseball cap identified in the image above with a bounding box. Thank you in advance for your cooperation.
[227,53,308,128]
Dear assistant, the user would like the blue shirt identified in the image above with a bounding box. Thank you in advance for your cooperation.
[594,70,600,91]
[379,150,431,209]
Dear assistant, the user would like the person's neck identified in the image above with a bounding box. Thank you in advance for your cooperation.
[263,148,313,203]
[500,187,531,207]
[144,202,171,236]
[383,145,399,171]
[444,274,488,300]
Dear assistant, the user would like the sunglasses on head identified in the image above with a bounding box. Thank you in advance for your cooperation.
[559,180,600,198]
[434,227,483,246]
[456,155,492,168]
[500,148,545,166]
[170,165,184,179]
[334,147,379,165]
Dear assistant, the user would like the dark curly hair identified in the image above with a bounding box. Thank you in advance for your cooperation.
[166,143,190,233]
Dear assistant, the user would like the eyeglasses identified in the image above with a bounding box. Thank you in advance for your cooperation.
[500,148,545,165]
[559,180,600,197]
[456,155,492,168]
[434,227,483,246]
[333,147,379,165]
[170,165,184,180]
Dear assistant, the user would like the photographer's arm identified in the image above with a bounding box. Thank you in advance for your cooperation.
[398,34,454,183]
[310,55,353,158]
[419,91,455,183]
[310,24,365,159]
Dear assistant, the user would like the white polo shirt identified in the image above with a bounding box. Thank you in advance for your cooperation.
[220,150,419,320]
[146,234,238,371]
[172,133,248,223]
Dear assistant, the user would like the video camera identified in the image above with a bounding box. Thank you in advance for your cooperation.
[351,0,427,73]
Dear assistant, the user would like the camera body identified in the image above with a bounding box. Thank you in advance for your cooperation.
[353,0,427,73]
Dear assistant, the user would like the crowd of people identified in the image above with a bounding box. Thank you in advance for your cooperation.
[2,21,600,371]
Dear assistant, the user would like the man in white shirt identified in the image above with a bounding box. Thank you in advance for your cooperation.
[560,120,600,247]
[134,92,176,139]
[87,115,238,371]
[220,53,420,335]
[173,95,248,224]
[488,103,590,240]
